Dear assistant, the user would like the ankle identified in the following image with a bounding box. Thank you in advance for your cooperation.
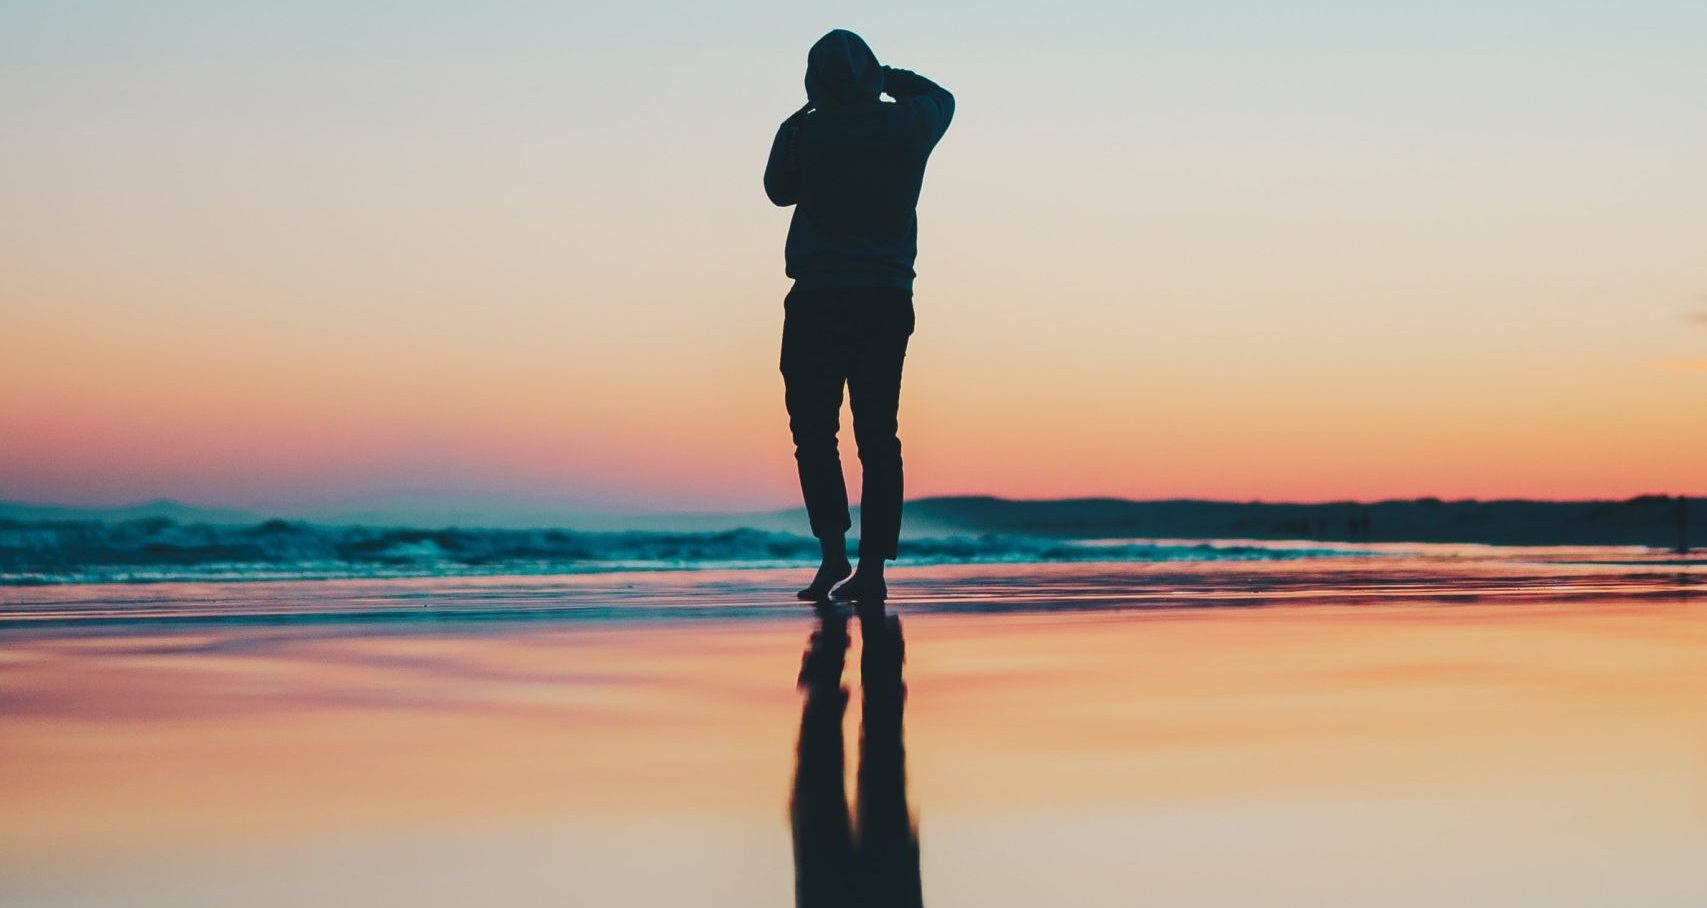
[856,556,886,577]
[819,536,848,564]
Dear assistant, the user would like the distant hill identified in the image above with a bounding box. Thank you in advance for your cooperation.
[905,495,1700,549]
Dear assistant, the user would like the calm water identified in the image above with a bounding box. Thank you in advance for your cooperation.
[2,552,1704,906]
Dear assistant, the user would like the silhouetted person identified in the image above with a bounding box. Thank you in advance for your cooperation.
[791,603,923,907]
[765,30,955,602]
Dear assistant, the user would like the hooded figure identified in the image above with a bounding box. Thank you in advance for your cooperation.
[765,29,954,291]
[765,31,954,603]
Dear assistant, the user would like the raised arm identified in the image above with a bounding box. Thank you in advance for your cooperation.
[764,103,812,207]
[880,66,954,144]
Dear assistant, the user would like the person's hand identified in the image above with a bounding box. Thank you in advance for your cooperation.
[782,102,814,127]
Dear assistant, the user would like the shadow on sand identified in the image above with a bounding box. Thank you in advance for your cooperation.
[790,602,923,908]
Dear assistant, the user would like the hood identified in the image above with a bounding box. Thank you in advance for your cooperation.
[805,29,882,106]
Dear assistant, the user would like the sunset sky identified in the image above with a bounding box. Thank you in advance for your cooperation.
[3,2,1704,516]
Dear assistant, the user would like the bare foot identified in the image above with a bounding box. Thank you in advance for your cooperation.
[797,557,852,601]
[830,570,887,602]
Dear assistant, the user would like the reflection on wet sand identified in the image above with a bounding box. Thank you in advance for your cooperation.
[3,558,1705,907]
[792,603,922,908]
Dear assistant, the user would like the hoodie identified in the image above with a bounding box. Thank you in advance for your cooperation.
[764,30,955,292]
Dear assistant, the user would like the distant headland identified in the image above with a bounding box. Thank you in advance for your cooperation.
[904,494,1697,551]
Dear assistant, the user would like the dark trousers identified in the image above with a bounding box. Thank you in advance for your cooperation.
[781,287,914,561]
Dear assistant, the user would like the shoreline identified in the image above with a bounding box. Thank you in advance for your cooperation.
[3,553,1698,631]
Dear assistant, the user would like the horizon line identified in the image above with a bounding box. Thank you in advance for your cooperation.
[3,490,1702,519]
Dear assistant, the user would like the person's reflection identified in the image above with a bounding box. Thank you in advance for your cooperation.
[791,602,923,908]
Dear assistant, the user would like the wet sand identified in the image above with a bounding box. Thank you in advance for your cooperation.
[2,554,1704,906]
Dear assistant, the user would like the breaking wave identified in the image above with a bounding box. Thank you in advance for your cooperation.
[0,518,1367,586]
